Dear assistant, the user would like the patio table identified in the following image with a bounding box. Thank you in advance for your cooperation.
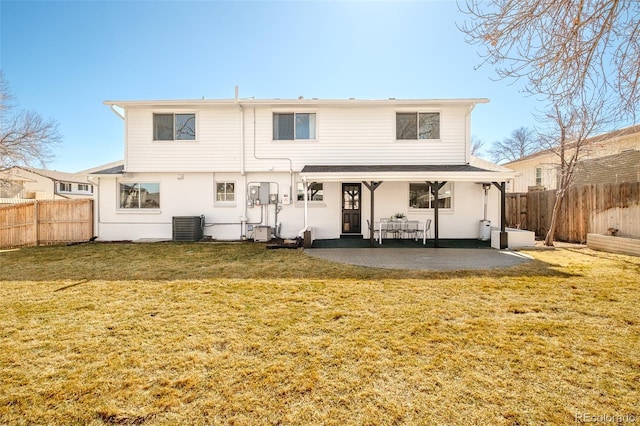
[376,220,428,245]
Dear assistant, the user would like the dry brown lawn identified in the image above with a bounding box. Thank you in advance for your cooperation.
[1,243,639,425]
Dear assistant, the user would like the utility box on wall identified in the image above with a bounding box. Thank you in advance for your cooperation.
[254,226,271,242]
[259,182,270,204]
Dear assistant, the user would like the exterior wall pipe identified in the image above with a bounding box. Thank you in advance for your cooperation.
[252,107,294,198]
[303,177,308,231]
[464,104,475,165]
[235,86,248,239]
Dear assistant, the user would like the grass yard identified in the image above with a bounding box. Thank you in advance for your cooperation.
[1,243,639,425]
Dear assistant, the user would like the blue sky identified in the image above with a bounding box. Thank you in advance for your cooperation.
[1,0,543,172]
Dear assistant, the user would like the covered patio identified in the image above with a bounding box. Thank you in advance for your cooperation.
[300,159,517,249]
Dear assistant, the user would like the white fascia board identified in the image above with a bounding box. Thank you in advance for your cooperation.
[103,98,490,109]
[300,171,516,183]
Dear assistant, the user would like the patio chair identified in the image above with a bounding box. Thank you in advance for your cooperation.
[415,219,432,245]
[400,220,419,240]
[378,218,395,240]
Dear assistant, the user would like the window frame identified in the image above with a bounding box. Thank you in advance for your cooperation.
[396,111,441,140]
[273,112,317,141]
[153,113,196,141]
[117,181,161,211]
[535,167,542,186]
[59,182,72,192]
[296,182,324,203]
[215,181,236,205]
[408,182,453,210]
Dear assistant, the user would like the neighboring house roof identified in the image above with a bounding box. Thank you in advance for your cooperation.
[572,150,640,185]
[504,124,640,166]
[0,172,35,182]
[5,166,92,184]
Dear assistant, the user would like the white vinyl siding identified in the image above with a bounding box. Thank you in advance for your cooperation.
[126,108,240,172]
[125,103,469,172]
[245,106,467,170]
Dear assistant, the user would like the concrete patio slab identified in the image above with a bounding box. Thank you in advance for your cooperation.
[304,247,533,271]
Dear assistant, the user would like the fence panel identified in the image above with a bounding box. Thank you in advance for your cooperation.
[0,202,37,248]
[506,182,640,243]
[0,199,93,248]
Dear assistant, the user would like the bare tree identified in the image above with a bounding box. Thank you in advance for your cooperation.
[0,71,60,170]
[537,96,607,246]
[470,134,486,157]
[458,0,640,121]
[488,126,538,163]
[458,0,639,246]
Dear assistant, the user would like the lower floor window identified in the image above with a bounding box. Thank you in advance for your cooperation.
[216,182,235,202]
[119,182,160,209]
[297,182,323,201]
[59,182,72,192]
[409,182,453,209]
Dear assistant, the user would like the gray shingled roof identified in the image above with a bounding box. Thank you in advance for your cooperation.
[90,164,125,174]
[573,150,640,185]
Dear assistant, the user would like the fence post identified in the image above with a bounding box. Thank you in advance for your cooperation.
[34,201,39,246]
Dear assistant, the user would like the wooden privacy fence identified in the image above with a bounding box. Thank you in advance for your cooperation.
[0,199,93,248]
[506,182,640,243]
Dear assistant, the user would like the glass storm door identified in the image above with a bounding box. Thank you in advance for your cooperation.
[342,183,361,234]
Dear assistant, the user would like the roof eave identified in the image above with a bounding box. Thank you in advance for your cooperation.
[103,98,490,109]
[300,171,516,183]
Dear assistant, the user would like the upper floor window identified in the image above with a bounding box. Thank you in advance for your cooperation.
[409,182,452,209]
[153,113,195,141]
[119,182,160,209]
[273,113,316,140]
[59,182,72,192]
[396,112,440,140]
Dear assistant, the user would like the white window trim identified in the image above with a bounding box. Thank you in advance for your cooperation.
[407,182,454,211]
[294,181,325,206]
[272,111,318,142]
[58,182,72,192]
[117,180,161,212]
[214,180,237,207]
[152,112,198,142]
[394,110,441,142]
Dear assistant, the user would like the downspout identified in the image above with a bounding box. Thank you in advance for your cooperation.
[236,86,248,239]
[303,177,309,231]
[107,103,128,172]
[87,176,100,239]
[465,104,475,165]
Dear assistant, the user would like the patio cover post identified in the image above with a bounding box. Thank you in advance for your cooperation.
[492,181,507,249]
[363,181,382,248]
[427,181,446,248]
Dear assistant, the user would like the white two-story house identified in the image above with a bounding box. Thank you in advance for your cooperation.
[92,94,516,247]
